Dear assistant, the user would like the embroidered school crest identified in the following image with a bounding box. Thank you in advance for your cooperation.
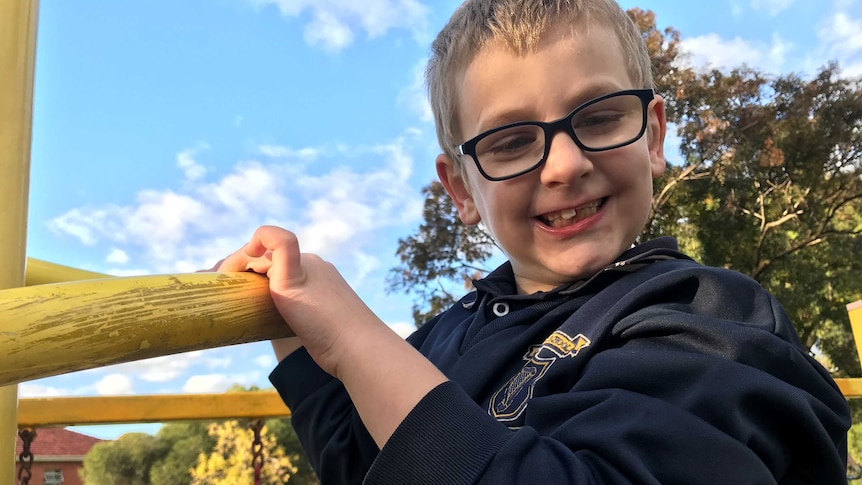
[489,331,591,424]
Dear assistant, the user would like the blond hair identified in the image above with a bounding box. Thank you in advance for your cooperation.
[426,0,654,163]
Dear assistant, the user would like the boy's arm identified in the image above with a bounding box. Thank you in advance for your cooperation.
[215,225,447,449]
[268,316,442,483]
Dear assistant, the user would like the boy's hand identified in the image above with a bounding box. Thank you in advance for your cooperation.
[213,225,380,377]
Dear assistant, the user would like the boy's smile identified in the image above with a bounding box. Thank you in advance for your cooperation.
[437,23,667,295]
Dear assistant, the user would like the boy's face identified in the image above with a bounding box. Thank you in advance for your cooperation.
[437,24,667,295]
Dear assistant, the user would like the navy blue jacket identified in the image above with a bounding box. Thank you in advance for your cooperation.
[269,238,850,484]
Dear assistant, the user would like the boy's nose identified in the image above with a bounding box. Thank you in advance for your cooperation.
[539,131,594,186]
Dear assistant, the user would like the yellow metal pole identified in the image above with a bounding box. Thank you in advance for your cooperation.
[18,393,290,427]
[0,0,38,480]
[850,300,862,373]
[25,257,108,285]
[835,378,862,398]
[0,272,293,386]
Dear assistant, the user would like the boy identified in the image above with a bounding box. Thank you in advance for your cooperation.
[213,0,851,482]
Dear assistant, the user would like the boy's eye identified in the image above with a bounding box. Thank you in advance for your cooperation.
[478,127,541,159]
[573,111,626,130]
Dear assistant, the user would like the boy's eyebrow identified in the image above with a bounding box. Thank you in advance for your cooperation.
[475,109,538,133]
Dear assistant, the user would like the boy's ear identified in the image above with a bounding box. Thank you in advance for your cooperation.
[436,153,481,225]
[647,94,668,179]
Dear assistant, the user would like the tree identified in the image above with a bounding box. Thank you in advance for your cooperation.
[81,387,320,484]
[648,62,862,374]
[149,422,216,485]
[388,181,498,325]
[82,432,168,485]
[227,385,320,485]
[190,420,296,485]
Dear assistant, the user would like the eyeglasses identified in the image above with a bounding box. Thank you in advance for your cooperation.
[457,89,655,181]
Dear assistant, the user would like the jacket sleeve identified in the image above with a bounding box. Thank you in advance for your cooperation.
[268,315,441,484]
[363,269,850,484]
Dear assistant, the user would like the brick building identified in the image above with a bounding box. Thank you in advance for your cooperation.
[15,427,105,485]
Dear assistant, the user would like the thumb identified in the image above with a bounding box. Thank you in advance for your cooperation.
[246,225,304,287]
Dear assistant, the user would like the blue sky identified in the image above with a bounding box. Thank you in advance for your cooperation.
[19,0,862,439]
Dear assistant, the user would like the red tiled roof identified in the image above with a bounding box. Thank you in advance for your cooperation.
[15,428,105,456]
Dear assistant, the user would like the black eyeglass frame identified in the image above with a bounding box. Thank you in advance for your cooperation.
[457,88,656,181]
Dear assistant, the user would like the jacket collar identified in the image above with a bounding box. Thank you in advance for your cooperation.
[472,237,689,300]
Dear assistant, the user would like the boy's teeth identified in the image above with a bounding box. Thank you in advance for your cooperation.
[543,200,602,227]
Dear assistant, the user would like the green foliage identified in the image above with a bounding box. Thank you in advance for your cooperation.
[652,62,862,375]
[82,432,169,485]
[388,181,498,325]
[149,422,216,485]
[82,388,320,484]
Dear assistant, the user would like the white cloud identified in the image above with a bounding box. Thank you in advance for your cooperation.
[177,146,209,181]
[258,144,320,160]
[750,0,794,16]
[252,0,430,51]
[106,248,129,264]
[818,12,862,59]
[182,372,262,393]
[100,352,209,383]
[790,7,862,78]
[254,355,275,368]
[679,32,792,74]
[305,10,355,51]
[95,374,135,395]
[397,58,433,122]
[19,383,69,398]
[183,374,230,393]
[352,252,380,282]
[207,357,232,369]
[388,321,416,338]
[50,207,113,246]
[48,131,425,279]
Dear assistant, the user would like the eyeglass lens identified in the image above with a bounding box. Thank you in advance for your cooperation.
[474,93,646,179]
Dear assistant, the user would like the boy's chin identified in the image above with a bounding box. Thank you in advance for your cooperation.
[514,261,608,294]
[552,252,629,280]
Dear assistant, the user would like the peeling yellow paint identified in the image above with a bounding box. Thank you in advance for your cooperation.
[1,0,39,480]
[0,272,293,386]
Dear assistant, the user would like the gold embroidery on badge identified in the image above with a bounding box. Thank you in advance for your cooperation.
[490,331,591,423]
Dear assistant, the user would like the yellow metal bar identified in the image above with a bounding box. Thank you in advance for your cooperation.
[0,272,294,386]
[0,0,38,480]
[18,393,290,427]
[17,379,862,427]
[26,257,109,285]
[850,300,862,373]
[835,378,862,398]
